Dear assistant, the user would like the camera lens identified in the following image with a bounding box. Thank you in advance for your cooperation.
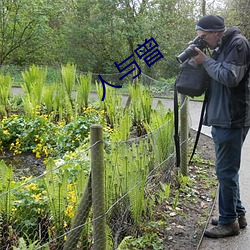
[176,45,198,63]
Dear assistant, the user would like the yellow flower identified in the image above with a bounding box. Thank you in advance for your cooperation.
[36,152,41,159]
[32,193,42,201]
[65,205,74,218]
[71,195,76,204]
[12,207,17,212]
[3,130,9,135]
[26,183,37,191]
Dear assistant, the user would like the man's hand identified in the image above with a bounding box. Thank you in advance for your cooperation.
[192,47,207,64]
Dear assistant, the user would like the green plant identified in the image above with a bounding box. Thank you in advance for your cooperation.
[101,82,123,128]
[129,83,153,126]
[178,173,191,189]
[145,100,174,163]
[0,161,15,222]
[12,177,49,241]
[21,65,47,118]
[0,73,12,117]
[105,136,153,233]
[172,190,180,210]
[60,62,76,102]
[76,72,92,110]
[109,109,132,141]
[157,182,171,204]
[43,84,56,114]
[117,233,163,250]
[43,159,69,225]
[13,233,49,250]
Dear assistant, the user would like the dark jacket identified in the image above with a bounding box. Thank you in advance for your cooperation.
[203,26,250,128]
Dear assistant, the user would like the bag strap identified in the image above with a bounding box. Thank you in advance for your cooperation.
[174,80,180,168]
[189,91,208,164]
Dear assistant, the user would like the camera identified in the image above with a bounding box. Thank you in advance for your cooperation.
[176,36,208,63]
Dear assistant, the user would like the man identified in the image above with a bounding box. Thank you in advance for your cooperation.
[192,15,250,238]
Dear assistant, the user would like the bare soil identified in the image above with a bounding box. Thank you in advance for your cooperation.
[159,130,217,250]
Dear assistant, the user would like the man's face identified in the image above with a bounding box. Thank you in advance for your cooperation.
[196,30,222,49]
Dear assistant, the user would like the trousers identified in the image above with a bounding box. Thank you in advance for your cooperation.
[211,126,249,225]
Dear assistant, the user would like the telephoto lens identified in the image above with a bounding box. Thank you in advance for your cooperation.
[176,36,208,63]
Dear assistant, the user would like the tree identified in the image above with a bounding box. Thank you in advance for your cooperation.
[220,0,250,39]
[0,0,48,65]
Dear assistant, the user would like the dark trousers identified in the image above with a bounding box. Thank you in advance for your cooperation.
[211,126,249,225]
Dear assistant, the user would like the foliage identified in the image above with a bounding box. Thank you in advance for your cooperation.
[21,65,47,118]
[0,151,91,249]
[129,83,153,126]
[0,0,52,65]
[76,71,92,110]
[61,63,76,102]
[0,161,15,222]
[145,100,175,163]
[0,78,178,248]
[117,233,163,250]
[0,0,227,78]
[0,109,101,158]
[100,83,123,128]
[0,73,12,117]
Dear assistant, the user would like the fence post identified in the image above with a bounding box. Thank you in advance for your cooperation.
[180,94,188,176]
[91,124,106,250]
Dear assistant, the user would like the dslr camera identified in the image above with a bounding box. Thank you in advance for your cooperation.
[176,36,208,63]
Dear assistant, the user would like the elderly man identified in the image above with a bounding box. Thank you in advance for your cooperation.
[192,15,250,238]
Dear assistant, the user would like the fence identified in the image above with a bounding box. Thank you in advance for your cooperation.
[0,97,190,250]
[0,67,191,249]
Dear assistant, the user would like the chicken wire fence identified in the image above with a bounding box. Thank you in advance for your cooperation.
[0,83,190,249]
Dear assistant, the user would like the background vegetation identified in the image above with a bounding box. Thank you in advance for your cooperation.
[0,0,249,82]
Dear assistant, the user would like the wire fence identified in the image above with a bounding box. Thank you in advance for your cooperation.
[0,97,191,249]
[0,64,175,98]
[0,68,192,249]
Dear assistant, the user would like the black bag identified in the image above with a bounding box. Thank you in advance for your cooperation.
[174,58,209,168]
[175,58,209,97]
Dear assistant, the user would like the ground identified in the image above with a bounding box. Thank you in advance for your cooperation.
[159,130,217,250]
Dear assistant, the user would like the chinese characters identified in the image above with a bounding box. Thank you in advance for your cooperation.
[99,37,164,101]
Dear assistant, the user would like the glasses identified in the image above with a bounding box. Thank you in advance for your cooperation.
[198,32,214,40]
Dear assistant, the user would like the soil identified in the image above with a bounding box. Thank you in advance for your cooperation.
[0,152,45,180]
[158,130,217,250]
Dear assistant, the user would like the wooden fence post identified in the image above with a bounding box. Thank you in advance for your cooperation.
[180,94,188,176]
[91,124,106,250]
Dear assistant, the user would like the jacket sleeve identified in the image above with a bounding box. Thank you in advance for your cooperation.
[203,37,250,87]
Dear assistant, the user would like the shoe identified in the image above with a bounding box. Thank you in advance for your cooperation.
[211,214,247,229]
[204,222,240,238]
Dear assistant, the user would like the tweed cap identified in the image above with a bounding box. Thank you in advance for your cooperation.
[195,15,225,32]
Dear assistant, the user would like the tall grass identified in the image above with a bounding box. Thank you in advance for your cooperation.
[61,63,76,102]
[21,65,47,118]
[145,100,175,164]
[0,73,12,116]
[76,72,92,111]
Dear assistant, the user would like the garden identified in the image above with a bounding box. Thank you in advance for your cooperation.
[0,64,217,249]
